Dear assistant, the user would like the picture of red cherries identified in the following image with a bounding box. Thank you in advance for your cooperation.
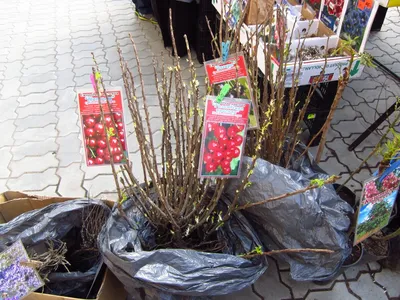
[202,122,245,176]
[82,113,128,166]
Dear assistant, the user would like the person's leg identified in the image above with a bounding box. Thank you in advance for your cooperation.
[133,0,157,23]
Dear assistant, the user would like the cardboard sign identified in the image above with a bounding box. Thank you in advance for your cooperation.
[0,240,44,300]
[204,53,259,129]
[78,89,129,167]
[354,166,400,245]
[199,96,251,178]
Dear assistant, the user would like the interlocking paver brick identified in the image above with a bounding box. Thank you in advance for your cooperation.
[20,73,57,86]
[12,138,58,160]
[83,174,118,198]
[23,57,57,69]
[0,97,18,122]
[214,286,261,300]
[56,87,77,111]
[17,101,57,119]
[0,120,16,148]
[57,163,86,197]
[56,40,73,55]
[349,274,387,300]
[18,90,57,107]
[56,109,80,136]
[55,69,76,89]
[0,78,21,98]
[305,282,358,300]
[23,63,57,76]
[19,81,57,96]
[9,152,59,177]
[373,268,400,298]
[56,53,74,70]
[56,133,82,166]
[14,112,58,131]
[7,168,59,191]
[0,147,12,178]
[13,124,58,146]
[6,47,25,62]
[343,263,369,280]
[0,179,8,194]
[71,29,100,39]
[253,259,291,299]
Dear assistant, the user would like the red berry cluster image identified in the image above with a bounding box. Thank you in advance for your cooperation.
[201,122,245,176]
[82,112,128,166]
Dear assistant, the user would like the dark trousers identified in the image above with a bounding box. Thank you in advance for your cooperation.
[132,0,153,14]
[151,0,198,57]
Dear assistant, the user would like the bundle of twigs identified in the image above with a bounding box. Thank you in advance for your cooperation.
[89,5,342,251]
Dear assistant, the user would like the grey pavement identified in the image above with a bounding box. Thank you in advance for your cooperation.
[0,0,399,298]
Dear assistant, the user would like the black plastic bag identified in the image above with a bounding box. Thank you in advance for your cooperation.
[99,195,267,299]
[225,157,353,281]
[0,199,111,298]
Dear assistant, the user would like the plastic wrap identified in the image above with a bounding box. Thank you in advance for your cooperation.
[99,196,267,299]
[225,157,353,281]
[0,199,110,297]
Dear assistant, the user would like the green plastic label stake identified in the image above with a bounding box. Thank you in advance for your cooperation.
[215,83,231,103]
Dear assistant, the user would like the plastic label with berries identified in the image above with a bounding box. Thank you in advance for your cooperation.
[204,53,259,129]
[78,88,129,167]
[199,96,251,178]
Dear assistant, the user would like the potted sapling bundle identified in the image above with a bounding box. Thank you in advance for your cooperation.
[89,8,337,298]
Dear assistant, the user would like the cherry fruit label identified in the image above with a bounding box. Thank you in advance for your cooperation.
[199,96,251,178]
[204,53,259,129]
[78,88,129,167]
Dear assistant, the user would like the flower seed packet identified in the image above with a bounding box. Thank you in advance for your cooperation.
[199,96,251,178]
[340,0,379,52]
[0,240,44,300]
[320,0,349,33]
[78,88,129,167]
[354,165,400,245]
[204,53,259,129]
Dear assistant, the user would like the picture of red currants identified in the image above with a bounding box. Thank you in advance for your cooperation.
[204,152,213,164]
[97,139,107,149]
[232,135,243,146]
[95,157,104,165]
[96,148,105,157]
[85,127,95,137]
[84,117,96,128]
[206,162,217,173]
[87,138,97,148]
[113,112,123,122]
[94,123,105,134]
[208,140,219,152]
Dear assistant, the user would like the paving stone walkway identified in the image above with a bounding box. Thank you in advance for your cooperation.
[0,0,399,298]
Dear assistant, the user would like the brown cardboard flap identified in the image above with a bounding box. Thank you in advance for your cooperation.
[23,270,126,300]
[245,0,274,25]
[0,191,115,223]
[1,193,124,300]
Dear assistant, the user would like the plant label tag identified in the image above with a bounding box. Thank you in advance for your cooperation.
[204,53,259,129]
[354,165,400,245]
[199,96,251,178]
[0,240,44,300]
[77,88,129,167]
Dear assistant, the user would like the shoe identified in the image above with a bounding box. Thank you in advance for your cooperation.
[135,10,158,24]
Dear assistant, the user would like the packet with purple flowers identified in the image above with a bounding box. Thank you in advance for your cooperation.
[0,240,44,300]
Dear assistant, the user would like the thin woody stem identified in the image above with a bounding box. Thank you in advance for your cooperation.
[241,248,334,259]
[237,176,340,210]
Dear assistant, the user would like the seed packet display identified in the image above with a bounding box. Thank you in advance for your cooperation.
[199,96,251,178]
[78,88,129,167]
[0,240,44,300]
[204,53,259,129]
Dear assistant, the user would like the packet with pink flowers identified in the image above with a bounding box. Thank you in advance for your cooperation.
[354,165,400,245]
[320,0,349,33]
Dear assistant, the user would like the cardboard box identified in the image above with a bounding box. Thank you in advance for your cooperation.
[0,191,127,300]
